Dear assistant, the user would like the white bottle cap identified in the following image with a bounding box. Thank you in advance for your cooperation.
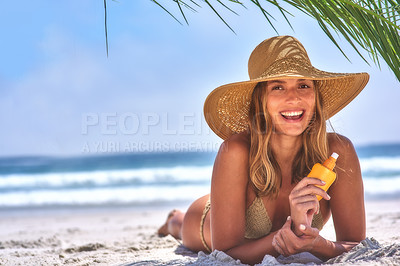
[331,152,339,160]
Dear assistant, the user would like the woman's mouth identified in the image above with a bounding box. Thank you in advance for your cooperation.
[280,110,304,120]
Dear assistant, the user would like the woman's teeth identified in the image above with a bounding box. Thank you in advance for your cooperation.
[281,111,303,117]
[280,111,304,119]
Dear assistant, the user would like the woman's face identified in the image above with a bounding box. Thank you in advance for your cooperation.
[265,79,316,137]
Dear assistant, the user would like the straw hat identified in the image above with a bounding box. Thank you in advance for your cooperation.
[203,35,369,140]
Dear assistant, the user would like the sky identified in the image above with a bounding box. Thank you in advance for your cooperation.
[0,1,399,157]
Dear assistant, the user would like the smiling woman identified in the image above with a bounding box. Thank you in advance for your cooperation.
[158,35,370,264]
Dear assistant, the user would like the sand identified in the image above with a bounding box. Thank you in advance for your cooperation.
[0,199,399,266]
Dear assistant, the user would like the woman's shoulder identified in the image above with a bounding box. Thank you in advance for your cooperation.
[327,133,356,154]
[327,133,360,167]
[212,132,250,186]
[218,131,250,160]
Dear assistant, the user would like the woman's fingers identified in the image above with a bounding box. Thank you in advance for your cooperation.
[274,217,322,257]
[275,217,304,256]
[273,217,292,256]
[273,232,289,256]
[290,178,331,201]
[298,223,320,238]
[283,216,292,228]
[272,235,285,255]
[296,177,325,188]
[290,194,319,205]
[290,195,320,214]
[291,184,330,200]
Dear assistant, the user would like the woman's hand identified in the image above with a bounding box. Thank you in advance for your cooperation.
[272,216,320,257]
[288,177,330,236]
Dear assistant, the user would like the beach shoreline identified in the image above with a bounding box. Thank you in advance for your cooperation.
[0,198,399,265]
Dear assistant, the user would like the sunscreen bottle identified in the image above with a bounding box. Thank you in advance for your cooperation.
[307,152,339,201]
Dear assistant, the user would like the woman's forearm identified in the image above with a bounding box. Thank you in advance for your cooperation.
[311,236,359,261]
[222,232,279,265]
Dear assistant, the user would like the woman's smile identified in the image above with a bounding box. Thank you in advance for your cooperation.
[280,109,305,122]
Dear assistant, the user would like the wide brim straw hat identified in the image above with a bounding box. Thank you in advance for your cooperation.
[204,35,370,140]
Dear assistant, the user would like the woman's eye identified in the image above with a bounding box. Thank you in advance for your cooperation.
[299,84,310,89]
[272,86,283,90]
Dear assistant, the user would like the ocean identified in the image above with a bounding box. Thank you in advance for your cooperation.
[0,143,399,209]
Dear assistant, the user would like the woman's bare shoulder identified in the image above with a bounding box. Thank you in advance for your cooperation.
[327,132,361,181]
[212,132,250,185]
[327,133,356,156]
[218,131,250,159]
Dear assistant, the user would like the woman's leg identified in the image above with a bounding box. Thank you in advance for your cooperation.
[158,194,211,253]
[158,209,185,239]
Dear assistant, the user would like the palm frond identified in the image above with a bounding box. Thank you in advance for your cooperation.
[175,0,189,25]
[104,0,400,81]
[104,0,109,57]
[251,0,279,34]
[150,0,183,25]
[203,0,237,33]
[216,0,240,16]
[292,0,400,80]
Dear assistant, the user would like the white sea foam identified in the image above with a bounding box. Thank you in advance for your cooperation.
[363,175,400,195]
[0,166,213,189]
[0,184,211,207]
[1,176,397,207]
[0,166,213,207]
[359,156,400,173]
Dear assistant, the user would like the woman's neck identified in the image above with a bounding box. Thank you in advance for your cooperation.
[269,133,302,165]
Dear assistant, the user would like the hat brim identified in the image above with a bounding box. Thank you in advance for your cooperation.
[204,71,369,140]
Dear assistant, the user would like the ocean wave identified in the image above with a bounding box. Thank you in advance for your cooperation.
[1,156,400,208]
[363,175,400,195]
[0,185,211,208]
[359,156,400,172]
[0,166,213,192]
[0,176,398,208]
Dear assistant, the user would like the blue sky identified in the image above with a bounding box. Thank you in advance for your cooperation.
[1,1,399,157]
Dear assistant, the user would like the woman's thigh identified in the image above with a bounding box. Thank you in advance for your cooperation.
[181,194,211,252]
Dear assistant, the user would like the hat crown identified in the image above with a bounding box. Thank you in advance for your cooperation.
[248,36,311,79]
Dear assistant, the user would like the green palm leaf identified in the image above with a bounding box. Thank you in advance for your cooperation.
[105,1,400,81]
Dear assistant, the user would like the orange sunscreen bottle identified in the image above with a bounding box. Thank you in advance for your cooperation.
[307,152,339,201]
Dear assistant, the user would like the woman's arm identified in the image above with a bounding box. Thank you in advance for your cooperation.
[311,134,365,259]
[210,134,279,265]
[273,219,359,261]
[308,235,360,261]
[273,134,365,260]
[328,134,366,242]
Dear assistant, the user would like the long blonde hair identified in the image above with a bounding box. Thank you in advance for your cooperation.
[248,81,329,198]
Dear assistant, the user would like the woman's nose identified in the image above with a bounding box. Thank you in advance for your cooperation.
[285,88,300,103]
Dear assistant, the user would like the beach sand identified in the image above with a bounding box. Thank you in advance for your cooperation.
[0,199,399,266]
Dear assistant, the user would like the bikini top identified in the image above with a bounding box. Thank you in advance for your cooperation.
[245,197,324,239]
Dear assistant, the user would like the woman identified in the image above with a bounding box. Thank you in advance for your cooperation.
[158,36,369,265]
